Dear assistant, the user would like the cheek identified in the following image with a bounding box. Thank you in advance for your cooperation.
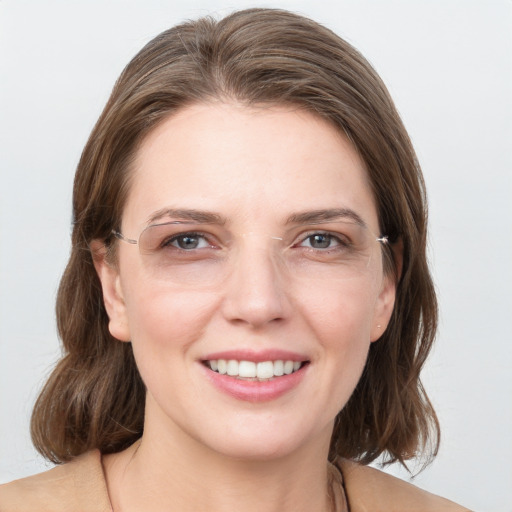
[296,276,379,340]
[122,286,222,402]
[294,278,379,401]
[122,277,220,353]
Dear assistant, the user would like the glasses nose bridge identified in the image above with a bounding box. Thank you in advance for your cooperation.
[232,230,284,269]
[238,230,283,240]
[230,232,290,294]
[221,232,291,327]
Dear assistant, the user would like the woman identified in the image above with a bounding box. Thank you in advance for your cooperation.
[0,8,470,511]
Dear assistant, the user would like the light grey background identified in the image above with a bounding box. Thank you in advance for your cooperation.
[1,1,511,510]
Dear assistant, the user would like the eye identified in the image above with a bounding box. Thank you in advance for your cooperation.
[299,232,345,250]
[167,233,210,250]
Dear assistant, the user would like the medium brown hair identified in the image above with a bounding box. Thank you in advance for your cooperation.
[31,8,439,467]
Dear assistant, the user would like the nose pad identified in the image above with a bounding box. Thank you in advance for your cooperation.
[221,234,290,328]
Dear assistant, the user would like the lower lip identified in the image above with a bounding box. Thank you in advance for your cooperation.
[201,364,308,402]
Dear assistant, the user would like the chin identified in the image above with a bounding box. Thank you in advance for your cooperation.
[213,439,303,462]
[199,420,331,463]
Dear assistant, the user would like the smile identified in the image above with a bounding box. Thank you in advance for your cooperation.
[205,359,305,380]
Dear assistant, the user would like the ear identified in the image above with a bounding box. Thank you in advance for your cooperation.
[370,239,403,342]
[90,240,131,342]
[370,274,396,342]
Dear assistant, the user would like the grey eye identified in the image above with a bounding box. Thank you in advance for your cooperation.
[170,234,207,250]
[309,234,331,248]
[301,233,337,249]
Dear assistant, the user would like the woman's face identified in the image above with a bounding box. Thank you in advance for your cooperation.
[96,103,396,461]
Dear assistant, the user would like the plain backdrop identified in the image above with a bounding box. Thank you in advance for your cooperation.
[1,1,511,510]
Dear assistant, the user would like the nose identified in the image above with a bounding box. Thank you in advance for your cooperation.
[221,240,291,329]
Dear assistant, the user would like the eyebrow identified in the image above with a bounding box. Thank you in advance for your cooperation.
[147,208,226,225]
[286,208,367,227]
[146,207,366,228]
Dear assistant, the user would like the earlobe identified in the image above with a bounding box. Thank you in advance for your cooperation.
[90,240,131,342]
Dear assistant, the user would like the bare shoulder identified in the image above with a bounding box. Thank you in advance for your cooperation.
[0,451,111,512]
[338,459,473,512]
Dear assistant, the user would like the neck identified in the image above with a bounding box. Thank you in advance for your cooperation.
[104,407,334,512]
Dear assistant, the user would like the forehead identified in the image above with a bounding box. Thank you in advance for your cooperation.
[124,102,378,231]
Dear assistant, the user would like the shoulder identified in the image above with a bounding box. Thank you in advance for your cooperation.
[337,459,473,512]
[0,450,111,512]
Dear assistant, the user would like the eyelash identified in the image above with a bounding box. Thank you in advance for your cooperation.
[296,231,350,251]
[161,230,350,252]
[162,232,213,250]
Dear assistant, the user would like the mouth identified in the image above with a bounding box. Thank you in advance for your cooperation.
[203,359,308,381]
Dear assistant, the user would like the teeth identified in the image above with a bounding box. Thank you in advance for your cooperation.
[273,360,284,376]
[217,359,227,375]
[257,361,274,379]
[239,360,256,378]
[207,359,303,379]
[227,360,239,376]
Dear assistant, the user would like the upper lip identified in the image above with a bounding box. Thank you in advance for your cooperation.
[201,349,309,363]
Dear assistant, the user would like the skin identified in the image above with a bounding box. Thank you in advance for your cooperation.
[93,103,396,512]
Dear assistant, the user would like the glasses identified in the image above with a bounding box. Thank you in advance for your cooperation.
[112,220,388,288]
